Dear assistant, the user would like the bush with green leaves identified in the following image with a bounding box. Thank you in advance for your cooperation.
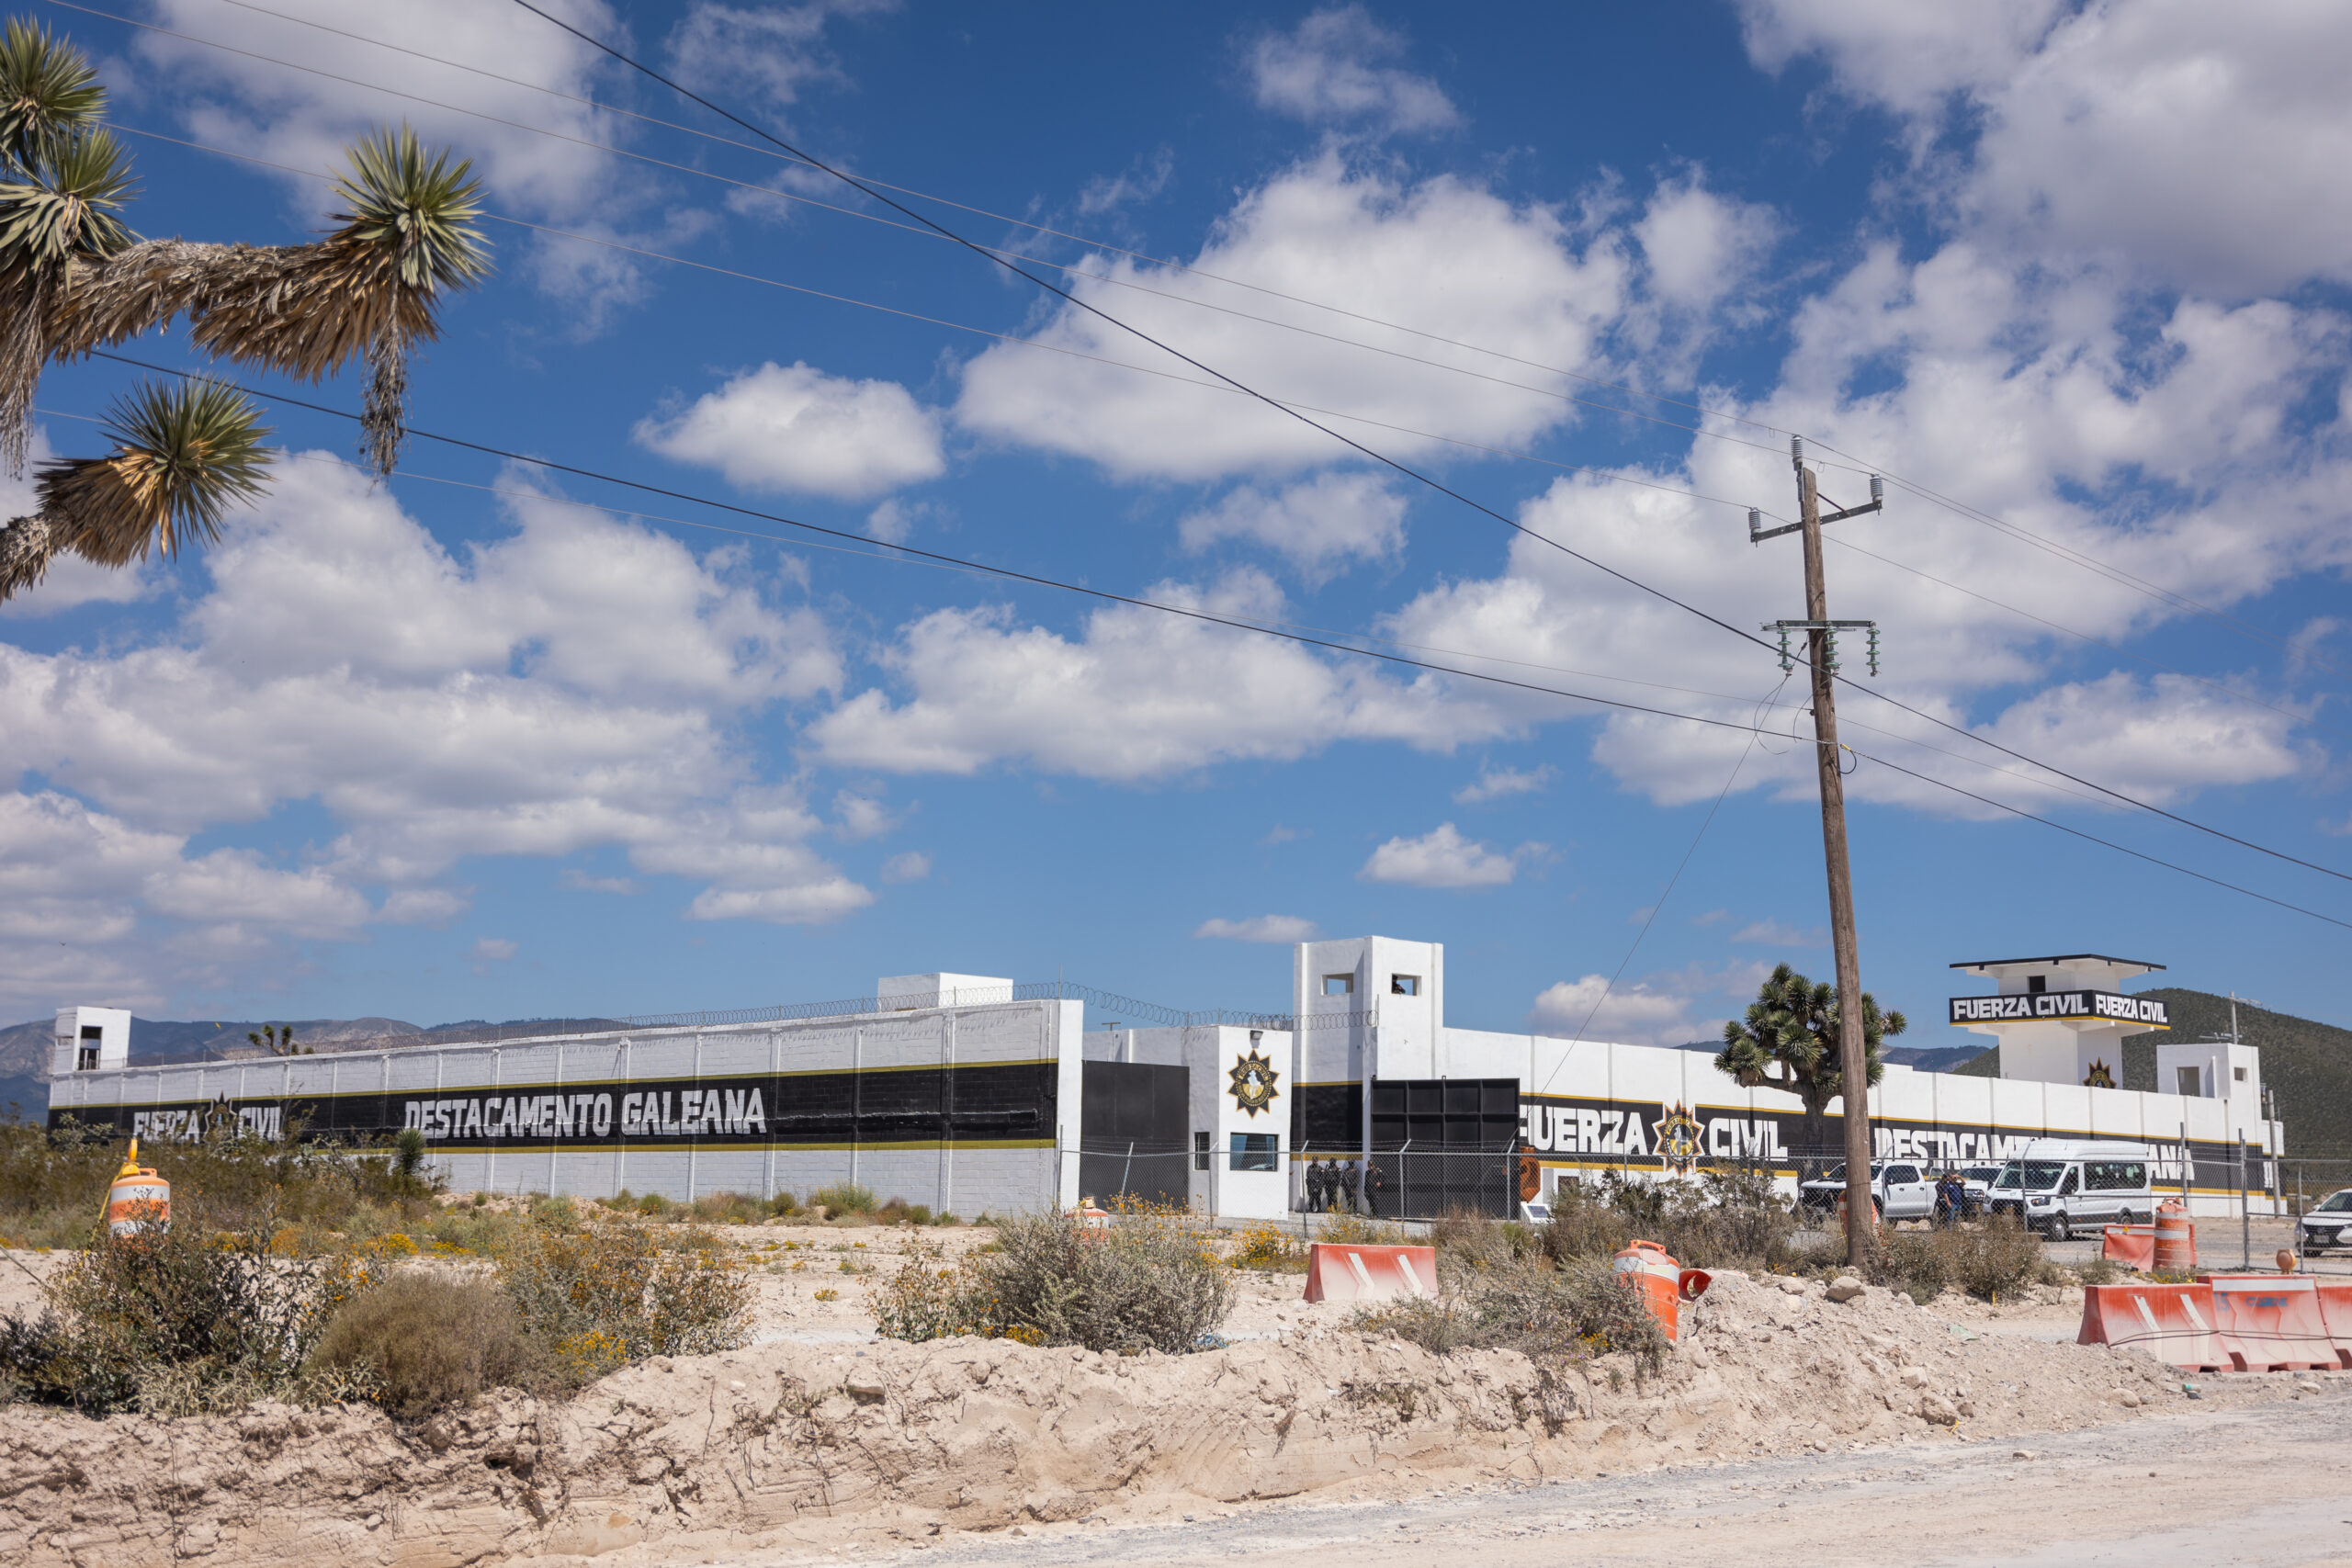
[874,1209,1233,1354]
[1867,1216,2046,1303]
[305,1272,544,1418]
[494,1213,752,1382]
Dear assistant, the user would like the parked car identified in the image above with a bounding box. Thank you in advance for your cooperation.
[1984,1139,2157,1241]
[2299,1189,2352,1257]
[1953,1165,2005,1217]
[1797,1161,1936,1222]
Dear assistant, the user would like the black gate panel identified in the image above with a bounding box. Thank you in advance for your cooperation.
[1366,1077,1518,1219]
[1079,1060,1190,1210]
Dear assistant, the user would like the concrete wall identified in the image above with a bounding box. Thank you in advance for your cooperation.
[46,998,1083,1215]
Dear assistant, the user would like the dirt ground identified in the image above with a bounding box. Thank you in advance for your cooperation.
[5,1217,2339,1568]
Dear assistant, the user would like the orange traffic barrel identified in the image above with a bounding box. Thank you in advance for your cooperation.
[104,1138,170,1240]
[2154,1201,2195,1272]
[1612,1239,1711,1341]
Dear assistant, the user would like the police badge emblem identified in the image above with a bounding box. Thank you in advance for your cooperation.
[1227,1048,1279,1118]
[1653,1100,1704,1175]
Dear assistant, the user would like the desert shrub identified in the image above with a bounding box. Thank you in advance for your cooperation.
[1320,1212,1411,1246]
[688,1190,766,1226]
[1429,1209,1528,1273]
[495,1214,751,1384]
[874,1209,1234,1354]
[307,1273,544,1418]
[1655,1163,1802,1271]
[2075,1256,2124,1286]
[1230,1221,1306,1270]
[1867,1217,2043,1303]
[809,1182,876,1215]
[1535,1181,1634,1263]
[0,1202,390,1415]
[0,1120,440,1249]
[1370,1254,1670,1375]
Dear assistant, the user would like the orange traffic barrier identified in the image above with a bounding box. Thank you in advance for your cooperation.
[1303,1243,1438,1304]
[2154,1201,2195,1272]
[2076,1281,2229,1371]
[2312,1282,2352,1371]
[104,1138,169,1240]
[2101,1225,2156,1271]
[2200,1275,2341,1372]
[1611,1239,1713,1341]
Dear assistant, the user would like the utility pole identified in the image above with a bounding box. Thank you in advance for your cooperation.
[1752,439,1883,1267]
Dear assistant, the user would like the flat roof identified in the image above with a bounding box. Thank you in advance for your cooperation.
[1949,953,2165,974]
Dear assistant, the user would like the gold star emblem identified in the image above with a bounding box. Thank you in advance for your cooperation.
[1653,1100,1703,1174]
[1227,1048,1279,1118]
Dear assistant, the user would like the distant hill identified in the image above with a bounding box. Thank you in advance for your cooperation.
[1946,988,2351,1158]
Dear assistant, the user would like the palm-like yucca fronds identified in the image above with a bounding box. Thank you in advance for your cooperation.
[0,378,273,602]
[0,124,135,474]
[54,127,491,478]
[0,18,105,175]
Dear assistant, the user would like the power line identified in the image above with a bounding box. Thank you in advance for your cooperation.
[66,352,2352,936]
[70,0,2348,675]
[105,120,1773,524]
[503,0,2352,897]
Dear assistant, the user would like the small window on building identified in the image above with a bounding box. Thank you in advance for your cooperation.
[2177,1066,2201,1097]
[76,1045,99,1072]
[2233,1066,2247,1082]
[2027,975,2046,994]
[1229,1133,1277,1172]
[1193,1131,1211,1172]
[1390,975,1419,997]
[1322,974,1354,997]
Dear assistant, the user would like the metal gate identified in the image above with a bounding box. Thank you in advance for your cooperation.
[1078,1060,1190,1209]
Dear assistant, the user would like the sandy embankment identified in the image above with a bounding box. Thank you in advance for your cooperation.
[0,1232,2309,1568]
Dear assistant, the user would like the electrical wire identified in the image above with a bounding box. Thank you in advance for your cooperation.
[65,0,2351,673]
[503,0,2352,897]
[61,353,2352,935]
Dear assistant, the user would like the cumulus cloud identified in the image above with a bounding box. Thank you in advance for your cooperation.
[471,938,518,963]
[833,790,901,841]
[1247,6,1460,136]
[557,870,639,895]
[636,362,945,500]
[954,155,1626,481]
[1453,763,1555,805]
[1633,171,1781,316]
[1194,914,1320,943]
[1732,919,1826,947]
[811,571,1519,782]
[1358,823,1543,889]
[1526,960,1769,1048]
[1740,0,2352,295]
[0,456,874,1005]
[879,851,931,885]
[1179,471,1406,581]
[665,0,889,110]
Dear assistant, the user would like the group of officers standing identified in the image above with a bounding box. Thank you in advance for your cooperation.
[1302,1157,1371,1213]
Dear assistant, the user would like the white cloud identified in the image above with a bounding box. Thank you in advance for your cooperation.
[954,155,1627,482]
[1633,171,1781,316]
[471,937,518,963]
[812,570,1517,782]
[556,870,639,895]
[1453,763,1555,805]
[665,1,887,110]
[879,851,930,885]
[1739,0,2352,295]
[1358,823,1542,889]
[833,790,901,841]
[0,455,876,1002]
[636,362,945,501]
[1526,976,1704,1048]
[1193,914,1319,943]
[1247,6,1460,135]
[1732,919,1826,947]
[1179,471,1406,582]
[865,497,941,545]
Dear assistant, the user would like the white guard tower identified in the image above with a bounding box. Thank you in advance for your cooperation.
[1947,953,2168,1089]
[51,1006,131,1075]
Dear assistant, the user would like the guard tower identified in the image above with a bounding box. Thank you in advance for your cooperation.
[1947,953,2169,1089]
[51,1006,130,1076]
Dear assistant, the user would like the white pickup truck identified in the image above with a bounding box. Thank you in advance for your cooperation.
[1797,1160,1937,1222]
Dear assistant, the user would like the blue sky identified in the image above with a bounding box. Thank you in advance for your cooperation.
[5,0,2349,1042]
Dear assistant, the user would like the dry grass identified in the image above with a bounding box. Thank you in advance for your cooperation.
[1866,1218,2048,1303]
[306,1272,544,1418]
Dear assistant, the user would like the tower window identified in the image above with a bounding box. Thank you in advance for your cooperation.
[1390,975,1419,997]
[2027,975,2046,994]
[1322,975,1354,997]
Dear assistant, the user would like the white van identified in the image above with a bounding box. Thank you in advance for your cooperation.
[1984,1139,2157,1241]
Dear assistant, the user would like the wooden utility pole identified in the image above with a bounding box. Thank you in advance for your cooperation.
[1752,438,1883,1267]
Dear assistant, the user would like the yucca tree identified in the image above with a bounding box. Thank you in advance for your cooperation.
[1714,961,1906,1158]
[0,17,490,604]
